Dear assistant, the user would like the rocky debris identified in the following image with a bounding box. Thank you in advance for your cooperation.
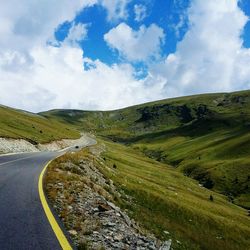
[159,240,172,250]
[46,150,172,250]
[38,134,96,152]
[0,134,95,154]
[0,138,39,154]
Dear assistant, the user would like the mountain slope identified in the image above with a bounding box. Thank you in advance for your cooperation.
[41,90,250,208]
[0,105,79,143]
[45,141,250,250]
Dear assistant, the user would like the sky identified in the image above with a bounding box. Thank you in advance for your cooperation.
[0,0,250,112]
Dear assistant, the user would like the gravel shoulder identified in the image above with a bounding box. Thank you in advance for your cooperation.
[45,144,172,250]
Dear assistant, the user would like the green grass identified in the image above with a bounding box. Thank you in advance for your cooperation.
[39,90,250,249]
[130,127,250,207]
[98,139,250,250]
[42,90,250,207]
[0,105,80,143]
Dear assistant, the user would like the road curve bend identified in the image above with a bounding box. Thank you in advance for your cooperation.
[0,138,96,250]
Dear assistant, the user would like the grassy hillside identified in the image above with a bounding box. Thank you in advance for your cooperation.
[0,105,80,143]
[46,141,250,250]
[41,90,250,208]
[100,140,250,250]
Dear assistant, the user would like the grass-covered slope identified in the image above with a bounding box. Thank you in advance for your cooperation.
[100,140,250,250]
[45,140,250,250]
[0,105,79,143]
[41,90,250,207]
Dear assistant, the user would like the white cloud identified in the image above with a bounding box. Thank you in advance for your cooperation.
[64,22,89,46]
[0,44,164,112]
[1,0,250,113]
[100,0,131,21]
[0,0,96,48]
[0,0,165,112]
[134,4,147,22]
[0,0,97,71]
[104,23,165,62]
[150,0,250,97]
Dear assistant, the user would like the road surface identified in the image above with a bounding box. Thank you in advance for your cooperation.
[0,138,96,250]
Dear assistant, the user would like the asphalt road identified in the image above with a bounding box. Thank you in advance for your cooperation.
[0,138,96,250]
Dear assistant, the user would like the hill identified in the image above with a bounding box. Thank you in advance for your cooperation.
[45,141,250,250]
[41,90,250,208]
[0,105,79,143]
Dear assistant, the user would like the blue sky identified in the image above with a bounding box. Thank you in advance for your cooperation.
[0,0,250,112]
[55,0,191,65]
[54,0,250,64]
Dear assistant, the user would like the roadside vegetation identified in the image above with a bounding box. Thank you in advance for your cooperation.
[45,141,250,250]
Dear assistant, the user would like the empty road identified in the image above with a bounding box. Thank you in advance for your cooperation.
[0,137,96,250]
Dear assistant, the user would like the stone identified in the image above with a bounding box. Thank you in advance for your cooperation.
[107,201,120,211]
[137,239,144,245]
[114,234,124,241]
[98,203,110,212]
[159,240,172,250]
[104,222,116,227]
[68,230,77,236]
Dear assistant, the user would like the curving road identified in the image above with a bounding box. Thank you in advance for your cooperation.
[0,137,96,250]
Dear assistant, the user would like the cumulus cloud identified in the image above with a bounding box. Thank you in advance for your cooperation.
[104,23,165,62]
[1,0,250,113]
[150,0,250,97]
[0,0,96,71]
[64,22,89,46]
[0,45,164,112]
[134,4,147,22]
[100,0,131,21]
[0,0,96,49]
[0,0,165,112]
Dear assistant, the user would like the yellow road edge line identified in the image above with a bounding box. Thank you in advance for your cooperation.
[38,159,73,250]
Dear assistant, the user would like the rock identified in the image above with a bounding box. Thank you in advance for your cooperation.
[97,203,110,212]
[159,240,172,250]
[93,207,99,213]
[137,239,144,245]
[163,231,170,235]
[104,222,116,227]
[107,201,120,211]
[148,243,157,250]
[120,212,131,226]
[68,230,77,236]
[114,234,123,241]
